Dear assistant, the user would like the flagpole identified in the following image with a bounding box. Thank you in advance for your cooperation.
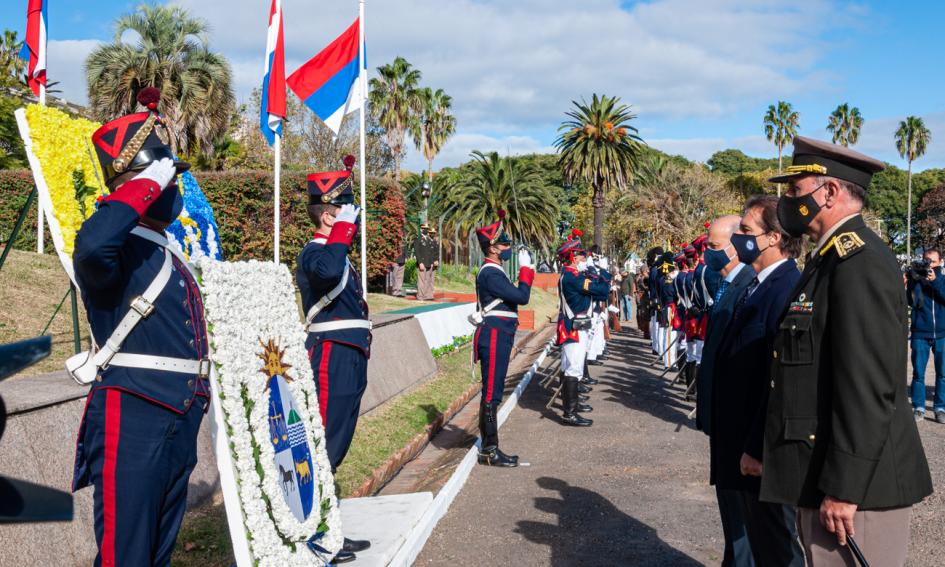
[274,132,281,263]
[36,82,45,254]
[358,0,367,292]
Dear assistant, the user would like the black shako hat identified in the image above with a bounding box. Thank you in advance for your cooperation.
[768,136,885,188]
[308,155,356,206]
[476,209,512,251]
[91,87,189,186]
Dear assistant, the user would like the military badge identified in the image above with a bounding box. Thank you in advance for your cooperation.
[834,232,865,258]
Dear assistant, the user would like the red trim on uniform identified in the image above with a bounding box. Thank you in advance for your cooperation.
[92,112,149,157]
[103,178,162,217]
[486,329,497,402]
[317,343,333,425]
[518,266,535,287]
[102,389,122,566]
[326,221,356,247]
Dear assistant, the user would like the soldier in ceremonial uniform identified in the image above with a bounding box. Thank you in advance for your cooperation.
[556,234,609,426]
[762,137,933,566]
[297,155,371,562]
[645,247,665,353]
[472,210,535,466]
[72,87,211,566]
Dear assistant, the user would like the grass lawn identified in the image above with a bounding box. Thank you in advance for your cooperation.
[0,248,91,377]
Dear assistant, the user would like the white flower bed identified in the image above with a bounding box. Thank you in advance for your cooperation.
[199,259,342,565]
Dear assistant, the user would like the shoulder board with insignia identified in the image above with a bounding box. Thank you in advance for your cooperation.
[823,231,866,260]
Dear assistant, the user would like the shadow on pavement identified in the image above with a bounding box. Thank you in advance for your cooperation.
[515,476,703,566]
[598,330,698,430]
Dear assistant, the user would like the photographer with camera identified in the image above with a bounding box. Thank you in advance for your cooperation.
[907,248,945,423]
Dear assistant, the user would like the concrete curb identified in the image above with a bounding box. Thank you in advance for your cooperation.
[387,336,555,567]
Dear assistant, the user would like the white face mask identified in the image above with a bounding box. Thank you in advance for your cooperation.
[576,261,588,272]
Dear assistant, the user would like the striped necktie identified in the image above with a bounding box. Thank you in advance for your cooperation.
[713,279,729,309]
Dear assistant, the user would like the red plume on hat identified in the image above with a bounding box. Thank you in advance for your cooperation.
[343,154,356,170]
[137,87,161,111]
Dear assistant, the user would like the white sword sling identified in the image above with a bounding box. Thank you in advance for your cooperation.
[65,227,211,385]
[304,256,372,333]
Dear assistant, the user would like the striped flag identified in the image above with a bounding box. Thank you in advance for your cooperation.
[287,19,364,135]
[20,0,48,97]
[260,0,286,146]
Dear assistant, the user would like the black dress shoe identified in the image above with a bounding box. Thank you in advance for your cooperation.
[562,412,593,426]
[343,537,371,553]
[583,376,600,385]
[576,403,593,413]
[478,447,519,467]
[578,393,590,402]
[587,359,604,366]
[333,550,357,564]
[577,383,592,394]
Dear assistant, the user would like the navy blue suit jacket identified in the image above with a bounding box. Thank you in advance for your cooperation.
[696,263,756,435]
[710,259,800,491]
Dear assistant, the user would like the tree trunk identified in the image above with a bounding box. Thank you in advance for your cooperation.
[592,181,605,250]
[777,145,783,197]
[907,159,913,256]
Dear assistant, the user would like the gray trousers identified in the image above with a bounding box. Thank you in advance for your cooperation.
[391,263,405,295]
[796,506,912,567]
[417,266,436,300]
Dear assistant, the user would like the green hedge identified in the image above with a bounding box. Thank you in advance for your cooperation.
[0,169,407,290]
[0,170,54,254]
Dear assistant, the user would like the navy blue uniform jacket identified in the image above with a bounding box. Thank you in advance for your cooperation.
[296,221,371,357]
[557,266,609,345]
[475,261,535,338]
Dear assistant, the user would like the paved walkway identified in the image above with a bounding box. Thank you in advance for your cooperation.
[414,324,945,566]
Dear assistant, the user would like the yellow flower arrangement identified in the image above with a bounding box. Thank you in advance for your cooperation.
[25,104,107,255]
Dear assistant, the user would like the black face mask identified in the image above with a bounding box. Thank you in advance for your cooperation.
[777,184,825,238]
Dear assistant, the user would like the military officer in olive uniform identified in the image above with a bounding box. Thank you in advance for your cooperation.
[762,137,933,566]
[415,224,439,300]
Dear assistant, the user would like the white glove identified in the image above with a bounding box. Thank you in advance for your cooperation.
[600,257,609,271]
[336,203,361,224]
[518,249,533,269]
[135,158,176,190]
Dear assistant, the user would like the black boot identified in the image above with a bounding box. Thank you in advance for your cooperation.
[343,538,371,553]
[578,383,592,394]
[582,360,600,385]
[478,401,519,467]
[576,402,594,413]
[562,377,593,426]
[578,393,590,402]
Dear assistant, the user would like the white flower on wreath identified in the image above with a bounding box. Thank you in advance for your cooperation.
[199,259,343,565]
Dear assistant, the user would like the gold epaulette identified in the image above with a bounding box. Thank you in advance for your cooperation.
[819,231,865,259]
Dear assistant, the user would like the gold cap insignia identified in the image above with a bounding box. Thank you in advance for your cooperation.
[785,164,828,175]
[799,205,809,216]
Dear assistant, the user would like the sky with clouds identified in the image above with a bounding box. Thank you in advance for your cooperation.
[4,0,944,171]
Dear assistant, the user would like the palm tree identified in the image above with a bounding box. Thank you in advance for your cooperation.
[0,30,25,87]
[410,87,456,179]
[410,87,456,223]
[368,57,422,182]
[555,94,643,248]
[85,5,235,157]
[826,103,864,147]
[896,116,932,255]
[430,151,560,250]
[763,101,800,196]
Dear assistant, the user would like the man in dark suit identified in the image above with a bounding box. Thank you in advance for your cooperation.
[763,137,933,566]
[696,214,757,566]
[712,195,804,566]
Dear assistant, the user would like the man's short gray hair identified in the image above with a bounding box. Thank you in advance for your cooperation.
[816,175,865,205]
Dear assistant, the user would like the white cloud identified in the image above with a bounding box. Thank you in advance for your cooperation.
[46,39,101,105]
[849,112,945,170]
[171,0,852,168]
